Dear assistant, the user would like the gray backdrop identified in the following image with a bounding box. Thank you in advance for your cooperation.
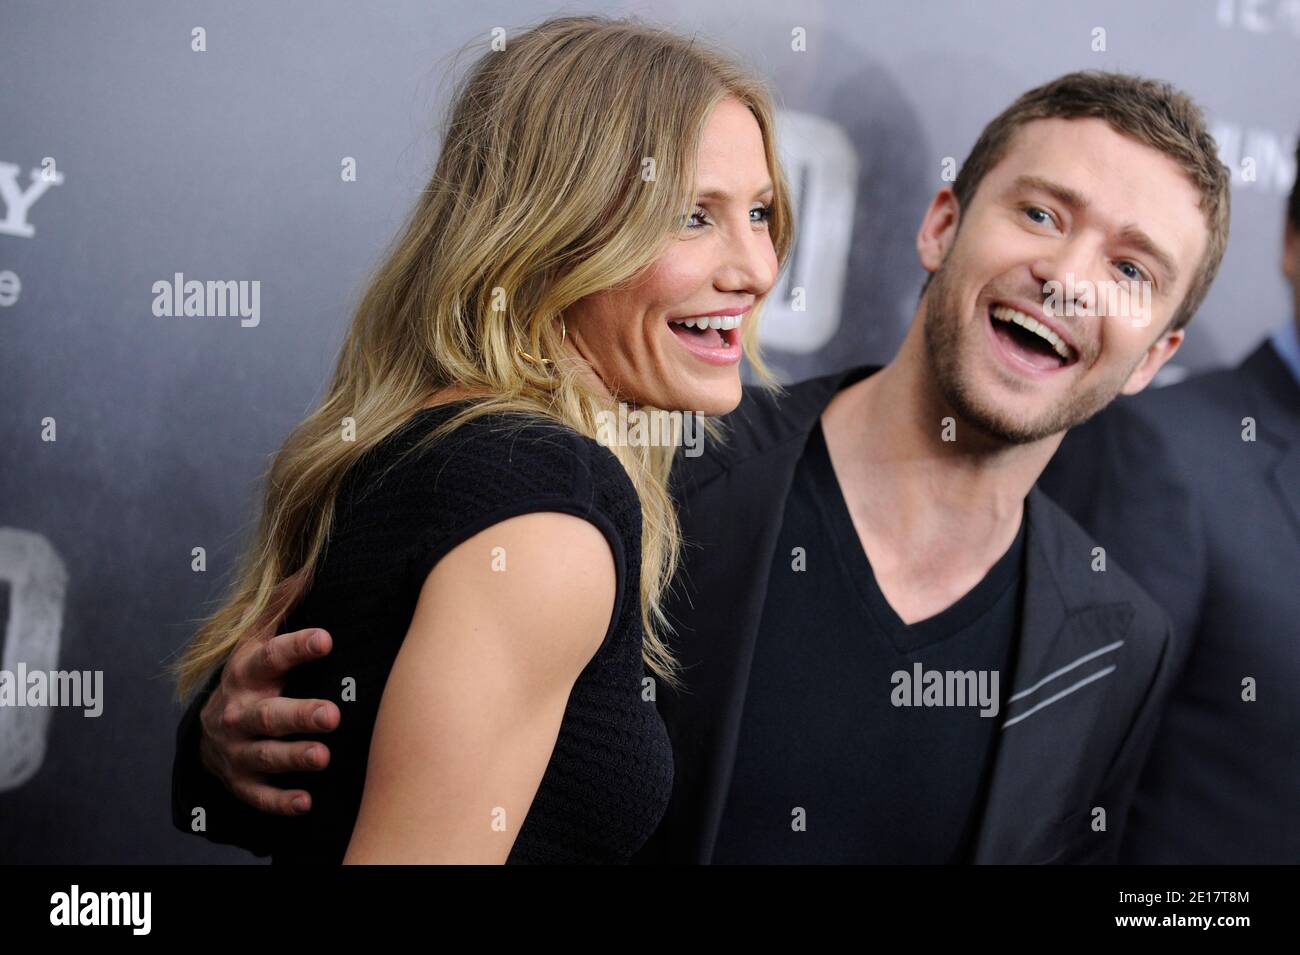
[1,0,1296,862]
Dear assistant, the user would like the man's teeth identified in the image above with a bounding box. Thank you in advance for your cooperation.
[669,315,744,331]
[990,305,1072,360]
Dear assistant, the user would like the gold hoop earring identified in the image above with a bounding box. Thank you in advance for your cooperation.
[516,318,566,369]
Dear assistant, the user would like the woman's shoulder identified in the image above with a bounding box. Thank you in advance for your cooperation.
[393,403,634,501]
[340,403,641,559]
[364,404,640,597]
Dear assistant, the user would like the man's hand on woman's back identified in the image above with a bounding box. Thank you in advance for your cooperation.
[198,627,339,816]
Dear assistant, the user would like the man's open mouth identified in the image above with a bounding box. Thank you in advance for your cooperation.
[987,304,1078,371]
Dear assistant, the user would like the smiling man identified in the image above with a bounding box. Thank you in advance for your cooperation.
[170,72,1232,864]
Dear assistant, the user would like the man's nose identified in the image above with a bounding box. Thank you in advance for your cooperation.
[1030,239,1104,316]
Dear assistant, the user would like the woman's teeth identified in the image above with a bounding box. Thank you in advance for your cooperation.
[670,314,744,331]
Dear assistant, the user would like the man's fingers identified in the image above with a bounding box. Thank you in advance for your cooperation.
[235,738,332,776]
[229,777,316,817]
[237,696,340,738]
[245,627,333,683]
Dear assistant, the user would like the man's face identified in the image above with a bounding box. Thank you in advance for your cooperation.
[917,117,1208,444]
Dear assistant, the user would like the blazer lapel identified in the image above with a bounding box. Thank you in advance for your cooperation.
[971,489,1135,863]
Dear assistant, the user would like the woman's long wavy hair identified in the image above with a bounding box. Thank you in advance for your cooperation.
[172,14,795,700]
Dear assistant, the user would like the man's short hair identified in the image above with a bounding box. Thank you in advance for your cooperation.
[939,71,1231,332]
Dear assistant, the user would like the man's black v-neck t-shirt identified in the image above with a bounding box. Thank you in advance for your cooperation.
[710,418,1025,863]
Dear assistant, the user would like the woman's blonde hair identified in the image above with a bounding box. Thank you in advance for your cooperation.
[172,13,794,700]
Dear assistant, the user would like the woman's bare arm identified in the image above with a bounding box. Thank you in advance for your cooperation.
[342,510,617,863]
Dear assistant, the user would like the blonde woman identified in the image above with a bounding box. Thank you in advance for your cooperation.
[170,15,792,863]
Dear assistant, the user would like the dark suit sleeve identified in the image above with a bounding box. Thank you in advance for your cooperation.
[171,666,275,856]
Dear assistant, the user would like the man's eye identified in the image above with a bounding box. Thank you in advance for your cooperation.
[1117,261,1146,282]
[1025,206,1053,226]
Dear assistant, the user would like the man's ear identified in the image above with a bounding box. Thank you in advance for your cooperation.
[1120,327,1185,395]
[916,188,961,273]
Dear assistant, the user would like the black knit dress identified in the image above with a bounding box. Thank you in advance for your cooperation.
[263,403,674,863]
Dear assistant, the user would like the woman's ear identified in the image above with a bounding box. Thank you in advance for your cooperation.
[916,187,962,274]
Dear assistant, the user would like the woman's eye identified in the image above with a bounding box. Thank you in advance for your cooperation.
[681,204,773,231]
[682,209,709,229]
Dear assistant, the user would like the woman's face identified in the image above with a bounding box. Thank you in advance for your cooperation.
[563,95,780,417]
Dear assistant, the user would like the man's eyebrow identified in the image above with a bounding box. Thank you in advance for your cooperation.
[1013,174,1089,211]
[1012,174,1179,286]
[696,181,775,201]
[1116,225,1179,287]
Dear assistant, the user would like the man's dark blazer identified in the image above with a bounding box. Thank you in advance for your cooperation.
[1039,339,1300,863]
[626,364,1179,864]
[172,364,1178,863]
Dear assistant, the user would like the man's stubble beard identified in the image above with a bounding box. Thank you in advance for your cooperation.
[921,250,1139,446]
